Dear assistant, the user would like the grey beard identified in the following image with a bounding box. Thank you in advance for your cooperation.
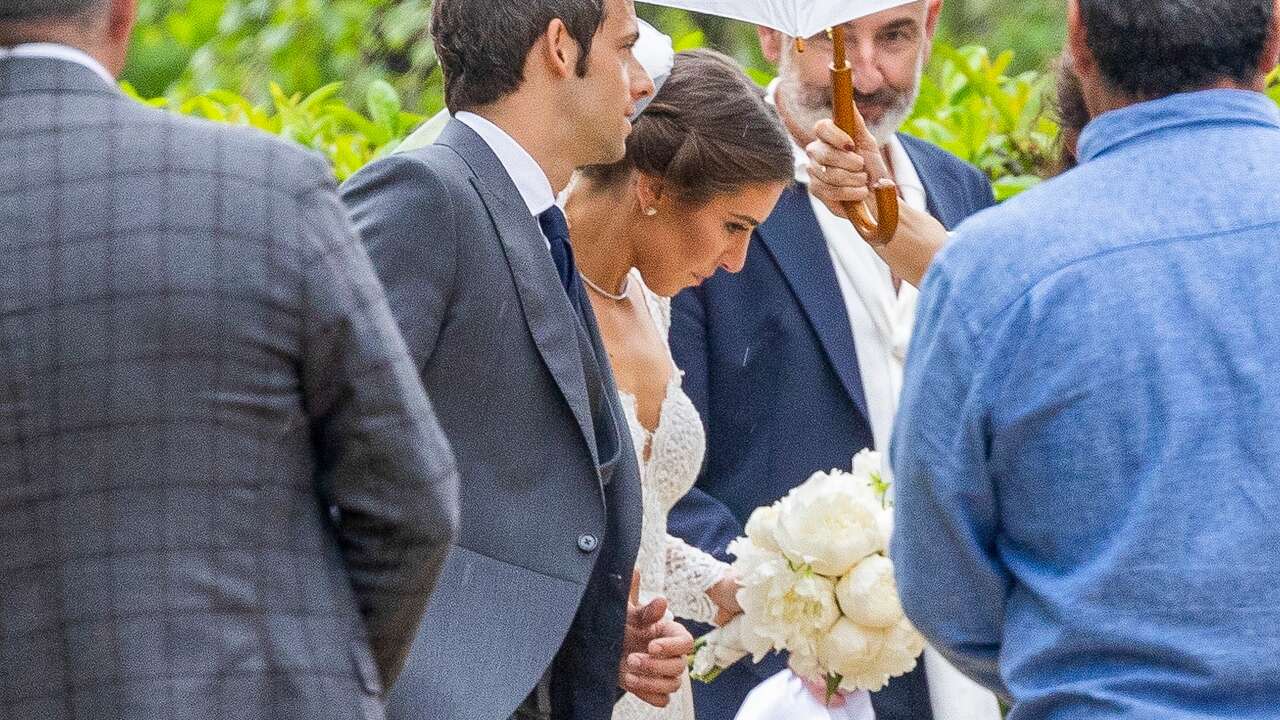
[778,57,924,146]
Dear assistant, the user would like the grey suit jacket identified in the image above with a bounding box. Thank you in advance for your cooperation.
[342,119,643,720]
[0,57,460,720]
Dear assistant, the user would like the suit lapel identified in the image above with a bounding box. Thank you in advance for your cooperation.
[757,184,871,422]
[899,133,964,229]
[440,121,602,468]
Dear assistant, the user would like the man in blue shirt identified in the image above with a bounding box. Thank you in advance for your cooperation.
[890,1,1280,718]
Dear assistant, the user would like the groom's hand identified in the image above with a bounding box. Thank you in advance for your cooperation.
[620,595,696,707]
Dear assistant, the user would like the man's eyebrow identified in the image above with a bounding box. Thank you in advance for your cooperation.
[880,18,920,34]
[730,213,763,227]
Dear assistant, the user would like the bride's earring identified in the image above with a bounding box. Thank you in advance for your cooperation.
[644,207,658,217]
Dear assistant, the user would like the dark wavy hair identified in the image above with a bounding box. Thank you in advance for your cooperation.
[580,49,795,205]
[431,0,606,112]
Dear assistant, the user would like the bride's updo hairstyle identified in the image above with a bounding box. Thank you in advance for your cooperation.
[580,49,794,205]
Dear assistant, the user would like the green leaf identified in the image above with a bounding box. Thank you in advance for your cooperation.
[366,79,403,132]
[826,674,842,702]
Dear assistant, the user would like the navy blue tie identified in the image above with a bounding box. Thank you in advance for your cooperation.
[538,205,584,313]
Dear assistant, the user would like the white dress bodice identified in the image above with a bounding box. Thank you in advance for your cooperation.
[614,270,727,720]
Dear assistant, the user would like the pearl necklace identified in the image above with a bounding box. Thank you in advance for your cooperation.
[580,271,631,301]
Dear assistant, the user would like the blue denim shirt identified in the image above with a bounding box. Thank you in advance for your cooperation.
[891,89,1280,719]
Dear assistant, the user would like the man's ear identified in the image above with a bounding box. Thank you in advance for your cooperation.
[103,0,138,76]
[1258,0,1280,83]
[1065,0,1095,86]
[920,0,944,65]
[539,18,580,80]
[924,0,944,39]
[757,26,784,64]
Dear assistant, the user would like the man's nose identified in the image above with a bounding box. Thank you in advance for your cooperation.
[630,56,656,102]
[849,38,886,94]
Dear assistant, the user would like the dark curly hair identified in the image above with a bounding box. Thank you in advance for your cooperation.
[1079,0,1275,98]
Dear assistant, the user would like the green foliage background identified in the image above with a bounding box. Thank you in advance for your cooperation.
[124,0,1067,110]
[119,1,1279,197]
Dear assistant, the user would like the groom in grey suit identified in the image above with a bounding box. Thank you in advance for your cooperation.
[1,1,460,718]
[341,1,693,718]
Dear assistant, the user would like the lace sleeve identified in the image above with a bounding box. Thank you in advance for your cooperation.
[664,533,729,625]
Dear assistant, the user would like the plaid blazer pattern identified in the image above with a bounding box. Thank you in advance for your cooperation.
[0,57,460,720]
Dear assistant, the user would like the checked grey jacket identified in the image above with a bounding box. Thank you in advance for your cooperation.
[0,56,460,720]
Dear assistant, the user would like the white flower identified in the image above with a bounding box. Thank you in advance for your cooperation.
[877,507,895,551]
[744,503,783,553]
[690,641,720,679]
[835,554,905,628]
[832,616,926,693]
[874,616,926,680]
[734,554,840,654]
[717,612,774,662]
[773,470,885,577]
[688,616,772,682]
[852,449,883,479]
[787,643,825,683]
[818,616,887,684]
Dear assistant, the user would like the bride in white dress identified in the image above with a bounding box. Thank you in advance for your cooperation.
[562,49,795,719]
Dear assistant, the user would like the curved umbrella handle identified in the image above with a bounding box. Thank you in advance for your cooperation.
[827,26,899,246]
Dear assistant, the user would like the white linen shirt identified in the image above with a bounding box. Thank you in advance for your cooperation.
[0,42,114,84]
[767,81,926,467]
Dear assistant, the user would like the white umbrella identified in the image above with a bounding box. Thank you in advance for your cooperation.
[638,0,914,243]
[637,0,916,42]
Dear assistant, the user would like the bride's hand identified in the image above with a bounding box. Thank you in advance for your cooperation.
[800,676,848,708]
[706,570,743,627]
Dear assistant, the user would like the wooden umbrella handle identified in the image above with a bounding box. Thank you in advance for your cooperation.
[828,26,899,246]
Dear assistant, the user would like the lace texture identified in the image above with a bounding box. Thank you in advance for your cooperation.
[614,271,728,720]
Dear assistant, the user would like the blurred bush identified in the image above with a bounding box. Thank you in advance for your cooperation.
[904,44,1058,200]
[124,79,425,180]
[124,0,1067,109]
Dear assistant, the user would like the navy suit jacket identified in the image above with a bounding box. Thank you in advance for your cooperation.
[668,134,995,720]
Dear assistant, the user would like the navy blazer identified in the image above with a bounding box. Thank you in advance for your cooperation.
[668,134,995,720]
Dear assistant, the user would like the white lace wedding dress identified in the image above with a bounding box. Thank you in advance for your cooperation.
[614,270,728,720]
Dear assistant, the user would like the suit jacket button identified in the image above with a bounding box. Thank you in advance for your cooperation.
[577,534,599,553]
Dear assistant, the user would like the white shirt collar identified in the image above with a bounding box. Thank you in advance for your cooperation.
[455,111,556,217]
[0,43,114,85]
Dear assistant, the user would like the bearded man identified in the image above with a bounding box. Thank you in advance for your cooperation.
[664,2,997,719]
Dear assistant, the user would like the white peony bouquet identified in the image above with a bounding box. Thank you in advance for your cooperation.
[689,450,924,696]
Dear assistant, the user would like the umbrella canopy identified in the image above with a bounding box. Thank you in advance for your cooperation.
[637,0,915,40]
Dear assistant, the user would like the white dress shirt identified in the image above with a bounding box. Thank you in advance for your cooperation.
[765,81,1001,720]
[0,42,114,84]
[767,80,924,467]
[455,111,556,217]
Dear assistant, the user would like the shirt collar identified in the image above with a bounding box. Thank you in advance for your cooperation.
[455,111,556,216]
[0,42,114,85]
[765,78,926,210]
[1078,88,1280,164]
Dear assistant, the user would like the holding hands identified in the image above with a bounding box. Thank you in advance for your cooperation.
[620,574,697,708]
[805,119,894,216]
[804,119,948,287]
